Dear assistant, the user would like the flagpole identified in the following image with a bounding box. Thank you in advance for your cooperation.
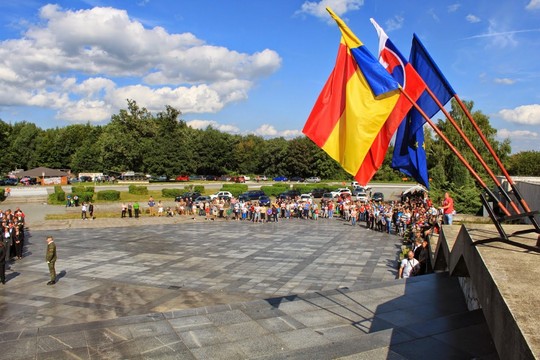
[453,95,533,214]
[398,87,511,217]
[422,87,520,215]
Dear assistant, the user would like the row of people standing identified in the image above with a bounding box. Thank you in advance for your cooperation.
[0,208,26,285]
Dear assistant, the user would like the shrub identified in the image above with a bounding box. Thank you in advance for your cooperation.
[162,188,184,198]
[128,185,148,195]
[220,184,248,197]
[193,185,205,193]
[71,186,86,194]
[73,192,94,202]
[85,186,95,193]
[97,190,120,201]
[48,185,66,204]
[260,185,289,197]
[292,184,321,194]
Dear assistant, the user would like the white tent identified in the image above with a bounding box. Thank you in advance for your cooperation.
[402,184,428,195]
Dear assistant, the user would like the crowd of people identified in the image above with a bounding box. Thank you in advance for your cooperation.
[0,207,26,285]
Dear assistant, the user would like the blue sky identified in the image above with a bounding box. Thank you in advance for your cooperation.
[0,0,539,152]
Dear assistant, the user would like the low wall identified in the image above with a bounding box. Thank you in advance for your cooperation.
[435,224,539,360]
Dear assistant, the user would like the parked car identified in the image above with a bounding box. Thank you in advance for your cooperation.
[255,175,268,181]
[310,188,329,198]
[352,186,367,196]
[205,175,219,181]
[238,194,250,202]
[372,192,384,202]
[149,175,168,182]
[3,177,18,186]
[79,176,92,182]
[273,176,288,182]
[322,193,337,202]
[193,195,212,205]
[278,190,301,200]
[189,175,205,181]
[240,175,251,181]
[243,190,266,200]
[175,175,190,182]
[306,176,321,183]
[355,191,368,202]
[20,177,38,185]
[176,192,201,202]
[258,195,271,206]
[209,191,233,201]
[290,176,304,182]
[299,193,313,202]
[219,175,232,181]
[331,188,352,198]
[232,176,246,183]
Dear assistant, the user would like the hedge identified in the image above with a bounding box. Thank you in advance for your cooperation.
[161,188,184,198]
[128,185,148,195]
[97,190,120,201]
[220,184,248,197]
[71,186,94,194]
[193,185,205,193]
[260,184,288,197]
[73,192,94,202]
[48,185,66,204]
[292,184,327,194]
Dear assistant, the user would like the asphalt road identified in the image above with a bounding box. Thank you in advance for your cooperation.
[59,181,413,202]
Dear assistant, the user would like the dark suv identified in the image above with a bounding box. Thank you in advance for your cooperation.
[278,190,300,200]
[176,192,201,202]
[243,190,266,200]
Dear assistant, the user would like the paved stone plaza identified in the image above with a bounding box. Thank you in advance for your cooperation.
[3,218,401,330]
[0,213,497,359]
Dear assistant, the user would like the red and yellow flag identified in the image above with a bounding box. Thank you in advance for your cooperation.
[303,9,400,178]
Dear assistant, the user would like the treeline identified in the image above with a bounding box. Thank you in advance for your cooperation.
[0,100,359,180]
[2,99,537,207]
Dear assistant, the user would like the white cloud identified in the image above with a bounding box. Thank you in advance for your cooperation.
[498,104,540,125]
[0,4,282,123]
[254,124,302,138]
[497,128,538,138]
[297,0,363,19]
[186,119,240,134]
[466,14,481,23]
[56,100,113,122]
[447,4,461,12]
[385,15,404,32]
[526,0,540,10]
[493,78,516,85]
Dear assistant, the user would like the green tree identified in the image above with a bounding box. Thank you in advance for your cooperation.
[9,121,42,169]
[506,151,540,176]
[426,99,511,213]
[98,100,154,172]
[70,126,103,173]
[259,137,289,176]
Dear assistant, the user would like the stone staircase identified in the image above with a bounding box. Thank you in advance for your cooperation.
[17,272,498,359]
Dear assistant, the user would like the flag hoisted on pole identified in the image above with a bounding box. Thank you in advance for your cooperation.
[302,8,400,182]
[392,34,456,188]
[355,19,427,186]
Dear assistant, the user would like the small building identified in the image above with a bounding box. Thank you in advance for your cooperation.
[16,167,70,186]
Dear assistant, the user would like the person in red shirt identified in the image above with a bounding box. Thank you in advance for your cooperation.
[440,192,454,225]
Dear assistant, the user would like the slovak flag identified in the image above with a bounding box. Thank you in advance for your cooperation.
[354,19,427,185]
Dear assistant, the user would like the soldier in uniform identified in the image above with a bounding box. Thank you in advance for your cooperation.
[45,236,57,285]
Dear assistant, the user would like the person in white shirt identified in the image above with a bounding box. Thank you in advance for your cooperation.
[399,250,420,279]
